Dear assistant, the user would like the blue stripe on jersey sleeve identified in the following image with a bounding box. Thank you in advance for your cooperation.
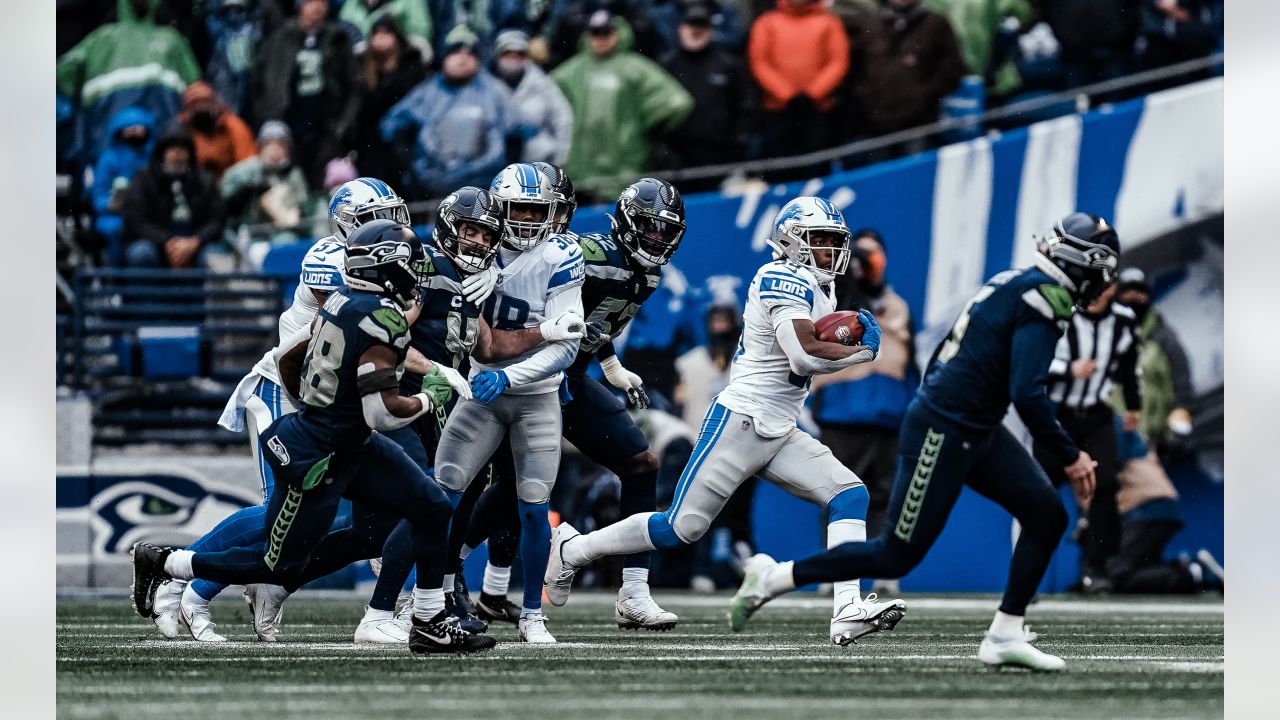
[758,274,813,307]
[548,261,586,290]
[299,268,343,291]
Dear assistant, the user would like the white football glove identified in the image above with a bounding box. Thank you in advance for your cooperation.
[435,364,473,401]
[599,355,651,409]
[539,311,586,342]
[461,265,499,305]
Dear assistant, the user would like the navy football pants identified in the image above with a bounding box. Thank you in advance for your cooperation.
[792,400,1069,616]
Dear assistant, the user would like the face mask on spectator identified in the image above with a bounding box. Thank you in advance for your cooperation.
[190,110,219,134]
[260,140,292,173]
[496,55,526,83]
[120,127,149,148]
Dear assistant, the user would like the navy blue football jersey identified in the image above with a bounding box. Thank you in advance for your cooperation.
[570,232,661,373]
[918,267,1079,465]
[399,237,483,394]
[295,287,411,451]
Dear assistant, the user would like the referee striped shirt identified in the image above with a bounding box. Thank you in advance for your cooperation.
[1047,303,1141,412]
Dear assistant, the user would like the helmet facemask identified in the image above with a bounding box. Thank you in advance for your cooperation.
[1035,225,1119,308]
[780,225,851,285]
[500,198,556,251]
[443,218,501,275]
[332,195,411,241]
[616,207,685,267]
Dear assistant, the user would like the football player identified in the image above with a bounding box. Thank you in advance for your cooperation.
[149,178,413,642]
[730,213,1118,671]
[433,163,585,643]
[545,197,907,646]
[132,220,498,654]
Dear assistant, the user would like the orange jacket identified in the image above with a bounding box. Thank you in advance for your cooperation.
[748,0,850,112]
[179,81,256,181]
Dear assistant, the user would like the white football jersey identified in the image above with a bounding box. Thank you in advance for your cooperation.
[471,234,585,395]
[716,260,836,438]
[218,238,346,431]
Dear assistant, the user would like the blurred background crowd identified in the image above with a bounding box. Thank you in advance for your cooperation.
[57,0,1223,271]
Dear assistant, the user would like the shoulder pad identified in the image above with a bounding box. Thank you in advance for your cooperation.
[577,233,608,263]
[1022,284,1074,321]
[300,239,346,291]
[357,304,411,348]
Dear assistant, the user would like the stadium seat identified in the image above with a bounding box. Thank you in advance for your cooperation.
[261,239,314,306]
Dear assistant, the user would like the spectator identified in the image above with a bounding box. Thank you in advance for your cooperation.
[380,26,508,197]
[341,0,435,59]
[247,0,360,188]
[350,16,430,184]
[923,0,1034,98]
[220,121,317,268]
[811,230,918,569]
[89,107,158,267]
[542,1,664,68]
[1105,418,1223,594]
[57,0,201,172]
[491,29,574,165]
[429,0,532,60]
[675,304,741,429]
[843,0,965,142]
[649,0,750,57]
[1036,279,1142,593]
[659,2,756,179]
[1137,0,1223,72]
[120,129,226,269]
[202,0,261,116]
[1112,268,1196,459]
[551,10,693,200]
[747,0,848,160]
[1040,0,1142,89]
[173,81,256,182]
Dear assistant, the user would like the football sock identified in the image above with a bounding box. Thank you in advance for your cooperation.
[413,587,445,621]
[517,500,551,610]
[827,519,866,614]
[521,605,541,618]
[483,563,510,596]
[164,550,195,581]
[620,467,657,570]
[988,611,1025,640]
[565,512,657,566]
[459,544,475,561]
[620,567,650,598]
[181,582,209,609]
[761,561,797,598]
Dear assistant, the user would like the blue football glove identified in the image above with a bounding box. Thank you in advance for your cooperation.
[857,309,882,357]
[471,370,510,404]
[584,321,611,346]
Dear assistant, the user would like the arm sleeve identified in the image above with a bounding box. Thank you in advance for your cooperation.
[594,339,618,361]
[1009,319,1079,468]
[501,283,583,388]
[1117,327,1142,411]
[776,320,874,376]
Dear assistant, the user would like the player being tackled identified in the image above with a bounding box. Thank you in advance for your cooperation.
[546,196,906,645]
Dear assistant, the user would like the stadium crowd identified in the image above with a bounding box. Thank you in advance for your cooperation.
[58,0,1223,270]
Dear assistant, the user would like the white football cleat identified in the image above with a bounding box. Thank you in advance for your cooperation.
[354,606,409,644]
[243,584,289,642]
[519,611,557,644]
[543,522,581,607]
[978,628,1066,671]
[616,593,678,631]
[151,580,184,639]
[729,553,777,632]
[179,600,227,642]
[829,593,908,646]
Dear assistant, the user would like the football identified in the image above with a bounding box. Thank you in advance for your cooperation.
[815,310,865,346]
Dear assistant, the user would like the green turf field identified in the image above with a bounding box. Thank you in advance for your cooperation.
[57,592,1223,720]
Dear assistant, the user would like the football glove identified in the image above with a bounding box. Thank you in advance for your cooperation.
[461,265,499,305]
[540,310,586,342]
[471,370,510,404]
[422,364,472,408]
[857,309,882,357]
[584,321,611,346]
[600,355,650,409]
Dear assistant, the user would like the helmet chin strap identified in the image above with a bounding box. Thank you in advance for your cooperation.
[1033,252,1077,292]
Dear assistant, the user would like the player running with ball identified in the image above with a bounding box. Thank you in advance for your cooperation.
[731,213,1120,671]
[545,196,907,646]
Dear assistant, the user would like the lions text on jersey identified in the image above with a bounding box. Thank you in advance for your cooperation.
[716,260,837,438]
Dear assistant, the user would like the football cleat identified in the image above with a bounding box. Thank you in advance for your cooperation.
[243,584,289,642]
[445,586,489,634]
[130,542,173,619]
[476,592,521,625]
[409,611,497,655]
[519,611,557,644]
[544,522,581,607]
[151,580,184,639]
[829,593,907,646]
[729,553,777,632]
[355,606,410,644]
[179,600,227,642]
[977,627,1065,671]
[616,594,679,631]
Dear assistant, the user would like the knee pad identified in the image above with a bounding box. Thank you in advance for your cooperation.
[434,462,470,493]
[516,478,552,505]
[827,483,869,523]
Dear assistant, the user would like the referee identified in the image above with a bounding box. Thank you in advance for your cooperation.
[1034,280,1141,592]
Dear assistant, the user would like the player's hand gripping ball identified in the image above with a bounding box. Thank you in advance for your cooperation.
[815,310,866,346]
